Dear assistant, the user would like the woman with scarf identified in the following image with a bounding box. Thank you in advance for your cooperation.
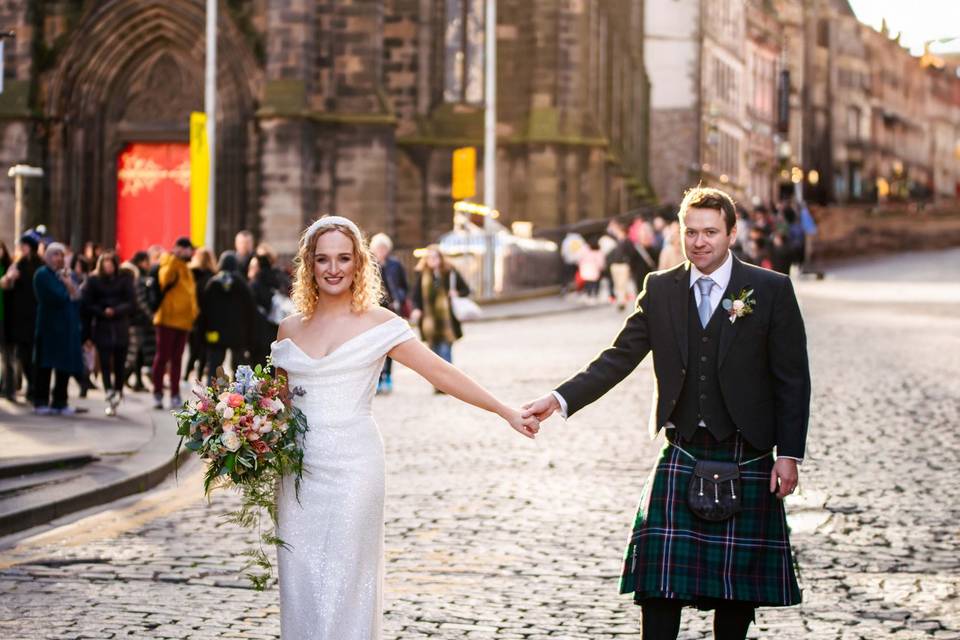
[410,246,469,372]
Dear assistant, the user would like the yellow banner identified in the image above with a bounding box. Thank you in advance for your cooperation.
[190,112,209,248]
[452,146,476,200]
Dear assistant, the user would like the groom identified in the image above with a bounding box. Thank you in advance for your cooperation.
[523,187,810,639]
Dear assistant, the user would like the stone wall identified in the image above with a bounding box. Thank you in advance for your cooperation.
[0,0,35,249]
[648,107,699,205]
[812,204,960,260]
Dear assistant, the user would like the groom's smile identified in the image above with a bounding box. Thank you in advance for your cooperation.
[681,206,737,275]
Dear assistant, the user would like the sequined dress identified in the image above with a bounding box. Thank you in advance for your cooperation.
[270,317,415,639]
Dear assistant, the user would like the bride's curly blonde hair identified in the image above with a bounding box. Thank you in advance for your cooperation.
[291,217,383,318]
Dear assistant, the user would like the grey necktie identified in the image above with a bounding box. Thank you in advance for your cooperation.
[696,277,714,327]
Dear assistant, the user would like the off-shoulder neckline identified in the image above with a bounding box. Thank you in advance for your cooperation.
[273,316,407,362]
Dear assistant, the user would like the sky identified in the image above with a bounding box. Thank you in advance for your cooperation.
[847,0,960,55]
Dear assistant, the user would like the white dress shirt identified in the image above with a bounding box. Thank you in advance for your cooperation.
[690,250,733,316]
[552,252,801,462]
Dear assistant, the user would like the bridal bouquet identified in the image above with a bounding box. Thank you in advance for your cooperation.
[173,363,309,590]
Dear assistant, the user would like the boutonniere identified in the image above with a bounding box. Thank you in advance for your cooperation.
[721,287,756,324]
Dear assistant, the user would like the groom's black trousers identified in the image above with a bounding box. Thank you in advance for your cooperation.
[641,598,755,640]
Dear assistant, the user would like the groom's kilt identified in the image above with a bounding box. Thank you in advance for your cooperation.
[620,429,802,608]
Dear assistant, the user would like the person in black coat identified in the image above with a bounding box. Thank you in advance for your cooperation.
[0,234,43,403]
[122,251,154,392]
[247,253,280,366]
[201,251,256,385]
[370,233,409,394]
[184,248,217,382]
[82,252,136,416]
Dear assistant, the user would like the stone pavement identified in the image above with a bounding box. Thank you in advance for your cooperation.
[0,289,590,537]
[0,381,183,537]
[1,249,959,639]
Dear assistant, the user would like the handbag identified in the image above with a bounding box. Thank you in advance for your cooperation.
[267,292,296,326]
[448,271,482,321]
[82,342,98,374]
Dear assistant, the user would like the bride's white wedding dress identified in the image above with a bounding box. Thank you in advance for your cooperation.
[270,317,415,639]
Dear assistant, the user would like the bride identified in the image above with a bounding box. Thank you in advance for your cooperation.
[270,216,539,638]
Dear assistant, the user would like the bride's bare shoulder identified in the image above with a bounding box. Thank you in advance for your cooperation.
[362,306,398,325]
[277,313,307,341]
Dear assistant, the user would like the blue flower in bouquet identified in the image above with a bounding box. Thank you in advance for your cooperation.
[233,365,256,395]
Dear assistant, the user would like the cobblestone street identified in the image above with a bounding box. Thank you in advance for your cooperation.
[1,252,959,639]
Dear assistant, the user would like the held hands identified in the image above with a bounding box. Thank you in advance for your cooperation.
[501,407,540,440]
[769,458,799,499]
[521,393,561,423]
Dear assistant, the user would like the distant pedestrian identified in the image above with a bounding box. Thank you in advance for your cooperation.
[82,241,102,266]
[606,220,640,311]
[69,252,97,398]
[234,230,255,281]
[82,252,136,416]
[370,233,408,394]
[657,221,685,270]
[255,242,293,294]
[184,247,217,382]
[0,243,9,398]
[560,233,586,294]
[248,253,280,367]
[410,246,469,369]
[577,240,605,301]
[798,201,822,277]
[632,219,661,291]
[146,244,163,267]
[200,251,256,385]
[151,237,198,409]
[32,243,84,415]
[123,251,154,392]
[0,234,43,403]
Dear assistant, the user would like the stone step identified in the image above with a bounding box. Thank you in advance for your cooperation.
[0,467,88,498]
[0,451,97,480]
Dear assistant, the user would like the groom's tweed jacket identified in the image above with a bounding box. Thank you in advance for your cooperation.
[556,256,810,459]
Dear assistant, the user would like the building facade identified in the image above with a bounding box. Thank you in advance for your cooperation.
[644,0,784,206]
[0,0,652,255]
[647,0,960,208]
[781,0,960,204]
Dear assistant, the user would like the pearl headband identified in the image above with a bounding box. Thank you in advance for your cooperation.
[303,216,363,245]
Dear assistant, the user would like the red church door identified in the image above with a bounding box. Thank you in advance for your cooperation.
[116,142,191,260]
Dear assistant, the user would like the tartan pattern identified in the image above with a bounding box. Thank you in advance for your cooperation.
[620,429,802,607]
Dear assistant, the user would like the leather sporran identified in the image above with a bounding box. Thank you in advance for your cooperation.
[687,460,742,522]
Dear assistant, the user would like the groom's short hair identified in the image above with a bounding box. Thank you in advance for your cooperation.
[679,187,737,233]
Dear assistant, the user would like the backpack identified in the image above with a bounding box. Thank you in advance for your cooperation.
[144,264,177,313]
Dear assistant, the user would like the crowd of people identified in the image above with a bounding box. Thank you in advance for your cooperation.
[562,198,819,309]
[2,199,815,417]
[0,229,293,417]
[0,223,480,416]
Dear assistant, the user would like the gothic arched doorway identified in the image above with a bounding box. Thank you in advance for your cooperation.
[44,0,262,254]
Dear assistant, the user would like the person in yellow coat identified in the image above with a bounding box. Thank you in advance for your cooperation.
[151,237,198,409]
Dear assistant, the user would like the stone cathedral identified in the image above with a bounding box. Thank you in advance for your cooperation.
[0,0,651,256]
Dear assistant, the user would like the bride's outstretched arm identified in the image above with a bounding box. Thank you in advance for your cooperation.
[388,338,540,439]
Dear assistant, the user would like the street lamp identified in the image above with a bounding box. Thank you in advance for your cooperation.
[7,164,43,241]
[482,0,497,299]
